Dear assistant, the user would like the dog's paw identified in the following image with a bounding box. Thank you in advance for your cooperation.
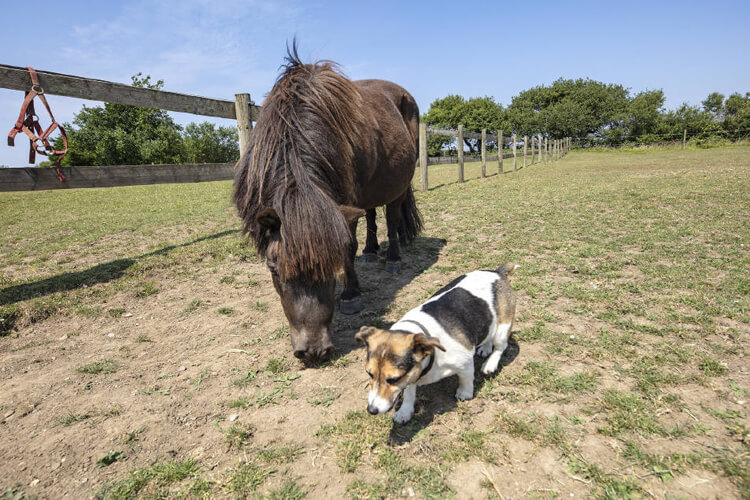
[393,409,413,424]
[481,359,499,375]
[481,353,501,374]
[477,343,493,357]
[455,388,474,401]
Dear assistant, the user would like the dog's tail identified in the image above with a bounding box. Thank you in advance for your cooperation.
[496,263,520,277]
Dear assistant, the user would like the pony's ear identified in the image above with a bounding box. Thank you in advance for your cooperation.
[355,326,376,344]
[413,333,446,353]
[339,205,366,224]
[256,207,281,230]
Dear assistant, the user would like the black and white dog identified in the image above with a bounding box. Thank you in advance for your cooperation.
[355,264,518,423]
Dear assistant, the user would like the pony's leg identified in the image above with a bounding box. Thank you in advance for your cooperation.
[340,218,363,315]
[360,208,379,262]
[397,218,409,248]
[384,196,404,273]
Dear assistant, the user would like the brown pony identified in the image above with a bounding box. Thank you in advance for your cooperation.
[233,46,422,361]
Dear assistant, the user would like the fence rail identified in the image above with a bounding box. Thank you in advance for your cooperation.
[0,163,235,191]
[0,64,257,191]
[0,64,261,121]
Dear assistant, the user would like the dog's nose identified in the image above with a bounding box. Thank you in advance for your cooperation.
[367,404,379,415]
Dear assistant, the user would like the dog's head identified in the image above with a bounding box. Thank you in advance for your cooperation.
[355,326,445,415]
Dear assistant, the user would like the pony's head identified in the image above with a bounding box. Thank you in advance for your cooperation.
[234,44,366,360]
[254,205,363,360]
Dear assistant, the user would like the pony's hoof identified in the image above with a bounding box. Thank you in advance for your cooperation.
[385,261,401,274]
[360,253,378,263]
[340,297,363,315]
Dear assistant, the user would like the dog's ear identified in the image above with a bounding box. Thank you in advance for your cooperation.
[355,326,376,344]
[413,333,446,354]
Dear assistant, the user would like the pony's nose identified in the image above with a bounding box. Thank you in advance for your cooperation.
[367,404,379,415]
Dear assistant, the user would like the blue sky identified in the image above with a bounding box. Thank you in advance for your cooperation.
[1,0,748,166]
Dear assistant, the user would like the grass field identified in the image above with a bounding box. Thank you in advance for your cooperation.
[1,145,749,499]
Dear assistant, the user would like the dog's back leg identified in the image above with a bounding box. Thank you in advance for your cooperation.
[481,321,512,374]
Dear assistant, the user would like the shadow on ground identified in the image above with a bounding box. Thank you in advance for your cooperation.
[0,230,238,306]
[327,236,447,359]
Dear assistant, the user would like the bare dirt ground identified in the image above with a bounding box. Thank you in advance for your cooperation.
[1,147,749,499]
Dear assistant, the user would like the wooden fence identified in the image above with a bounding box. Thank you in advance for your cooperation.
[419,123,570,190]
[0,64,259,191]
[0,64,571,192]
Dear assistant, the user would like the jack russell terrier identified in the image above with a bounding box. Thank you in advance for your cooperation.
[355,264,518,423]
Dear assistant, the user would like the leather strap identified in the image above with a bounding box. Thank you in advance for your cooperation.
[7,67,68,182]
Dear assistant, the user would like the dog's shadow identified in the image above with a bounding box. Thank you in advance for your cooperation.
[387,335,520,445]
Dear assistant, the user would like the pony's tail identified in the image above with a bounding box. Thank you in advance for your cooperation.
[399,185,423,245]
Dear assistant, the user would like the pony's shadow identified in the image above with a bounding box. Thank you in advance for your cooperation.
[0,230,238,306]
[387,335,520,445]
[328,236,446,357]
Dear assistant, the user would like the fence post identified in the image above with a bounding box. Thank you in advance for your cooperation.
[458,124,465,183]
[531,134,535,164]
[419,122,428,191]
[682,129,687,150]
[512,134,517,171]
[234,93,253,157]
[498,130,503,174]
[481,128,487,178]
[523,136,528,168]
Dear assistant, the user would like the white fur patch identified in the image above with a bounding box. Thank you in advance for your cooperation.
[367,391,393,414]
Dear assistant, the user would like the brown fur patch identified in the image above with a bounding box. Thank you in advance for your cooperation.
[359,328,431,406]
[494,269,517,326]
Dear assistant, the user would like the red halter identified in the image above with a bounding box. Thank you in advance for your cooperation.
[7,67,68,182]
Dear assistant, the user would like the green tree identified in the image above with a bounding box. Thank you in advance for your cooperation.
[423,95,506,154]
[49,73,239,166]
[723,92,750,139]
[507,78,630,144]
[702,92,724,115]
[627,89,665,140]
[658,103,717,139]
[182,122,239,163]
[462,96,505,152]
[422,95,465,155]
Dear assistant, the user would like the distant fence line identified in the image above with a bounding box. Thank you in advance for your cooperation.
[419,122,570,190]
[0,64,570,192]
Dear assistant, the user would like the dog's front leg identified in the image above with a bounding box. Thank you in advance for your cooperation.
[455,368,475,401]
[393,385,417,423]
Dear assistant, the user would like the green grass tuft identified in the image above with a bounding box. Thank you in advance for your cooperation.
[76,360,118,375]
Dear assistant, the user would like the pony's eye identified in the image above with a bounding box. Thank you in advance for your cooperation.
[386,376,402,385]
[366,371,374,379]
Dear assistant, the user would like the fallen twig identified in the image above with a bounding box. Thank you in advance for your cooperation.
[481,468,505,499]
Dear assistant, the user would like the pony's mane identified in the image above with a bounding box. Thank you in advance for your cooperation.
[233,44,365,282]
